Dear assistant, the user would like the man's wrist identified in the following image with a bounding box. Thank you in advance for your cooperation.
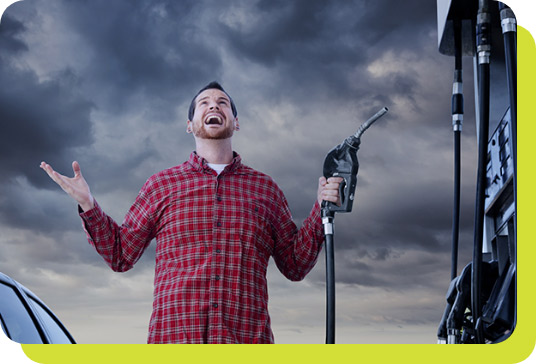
[79,197,95,212]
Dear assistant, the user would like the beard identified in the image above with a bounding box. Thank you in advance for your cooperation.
[191,122,235,140]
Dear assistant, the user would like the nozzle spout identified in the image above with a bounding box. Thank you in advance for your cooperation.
[353,107,388,140]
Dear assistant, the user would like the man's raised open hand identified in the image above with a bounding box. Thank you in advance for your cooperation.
[40,161,95,212]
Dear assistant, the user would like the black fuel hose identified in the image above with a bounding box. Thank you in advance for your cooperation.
[451,19,463,281]
[472,0,491,344]
[499,0,517,336]
[324,228,335,344]
[499,2,517,251]
[322,207,335,344]
[499,3,517,171]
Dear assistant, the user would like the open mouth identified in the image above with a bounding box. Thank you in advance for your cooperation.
[205,115,223,125]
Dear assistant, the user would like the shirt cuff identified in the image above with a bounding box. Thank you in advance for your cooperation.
[79,200,103,239]
[310,201,324,238]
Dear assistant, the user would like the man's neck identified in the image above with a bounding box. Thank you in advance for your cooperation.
[195,138,234,164]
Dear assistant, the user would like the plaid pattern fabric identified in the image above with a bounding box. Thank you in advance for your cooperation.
[80,151,324,343]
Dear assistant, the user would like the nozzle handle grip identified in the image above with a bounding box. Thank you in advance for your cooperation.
[322,173,357,213]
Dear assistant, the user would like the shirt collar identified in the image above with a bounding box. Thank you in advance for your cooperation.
[188,151,242,175]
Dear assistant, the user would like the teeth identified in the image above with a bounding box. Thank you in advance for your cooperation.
[205,115,222,125]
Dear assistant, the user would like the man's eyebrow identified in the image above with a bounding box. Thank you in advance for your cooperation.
[196,95,230,104]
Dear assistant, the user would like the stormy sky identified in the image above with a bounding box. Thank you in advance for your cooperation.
[0,0,531,345]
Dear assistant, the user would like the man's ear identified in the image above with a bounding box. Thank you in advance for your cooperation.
[186,120,192,133]
[234,118,240,131]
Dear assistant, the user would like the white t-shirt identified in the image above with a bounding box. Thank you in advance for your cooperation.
[208,163,228,175]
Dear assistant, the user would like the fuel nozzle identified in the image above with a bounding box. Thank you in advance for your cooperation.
[321,106,388,344]
[349,107,389,146]
[322,107,388,213]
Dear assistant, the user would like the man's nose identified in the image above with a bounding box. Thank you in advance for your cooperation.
[209,101,220,110]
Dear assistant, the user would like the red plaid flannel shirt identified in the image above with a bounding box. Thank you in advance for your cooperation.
[80,151,324,343]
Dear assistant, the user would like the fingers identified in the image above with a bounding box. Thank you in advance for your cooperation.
[327,177,343,184]
[40,161,60,182]
[321,188,341,204]
[41,161,80,179]
[40,161,76,193]
[318,176,342,186]
[317,176,344,205]
[40,161,94,210]
[72,161,82,177]
[40,161,68,189]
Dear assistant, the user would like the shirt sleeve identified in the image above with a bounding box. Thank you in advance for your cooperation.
[79,179,157,272]
[271,187,324,282]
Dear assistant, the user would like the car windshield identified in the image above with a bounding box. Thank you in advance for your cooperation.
[28,297,73,344]
[0,282,42,343]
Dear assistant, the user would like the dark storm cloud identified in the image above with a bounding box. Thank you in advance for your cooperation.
[331,178,476,249]
[0,13,94,188]
[218,0,438,66]
[56,0,225,118]
[216,0,437,105]
[0,179,77,232]
[0,13,27,52]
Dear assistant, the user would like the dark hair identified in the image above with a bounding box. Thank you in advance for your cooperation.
[188,81,238,120]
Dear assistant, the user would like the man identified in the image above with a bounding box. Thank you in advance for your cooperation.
[40,81,343,344]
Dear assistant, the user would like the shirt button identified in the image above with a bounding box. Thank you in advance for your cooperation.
[215,275,220,281]
[217,221,222,227]
[213,303,218,308]
[215,249,221,253]
[217,196,222,202]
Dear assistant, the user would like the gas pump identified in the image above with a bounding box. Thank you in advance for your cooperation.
[436,0,516,344]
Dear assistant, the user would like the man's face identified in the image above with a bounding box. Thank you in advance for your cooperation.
[188,89,238,140]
